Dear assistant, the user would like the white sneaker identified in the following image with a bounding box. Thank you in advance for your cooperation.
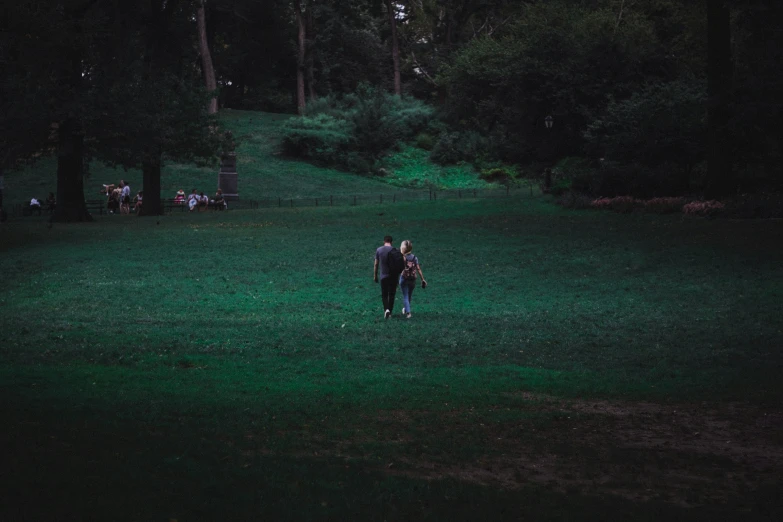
[401,308,406,316]
[384,309,391,319]
[406,313,412,319]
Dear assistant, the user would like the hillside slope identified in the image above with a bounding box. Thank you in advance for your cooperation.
[3,110,435,207]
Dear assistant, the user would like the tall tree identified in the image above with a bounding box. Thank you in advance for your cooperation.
[52,2,99,222]
[197,0,219,114]
[294,0,307,114]
[706,0,733,197]
[386,0,402,95]
[91,0,221,217]
[306,3,317,101]
[55,118,92,222]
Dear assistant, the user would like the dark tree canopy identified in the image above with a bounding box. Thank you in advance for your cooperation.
[2,0,781,206]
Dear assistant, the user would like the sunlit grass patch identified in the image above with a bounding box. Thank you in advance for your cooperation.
[381,145,491,189]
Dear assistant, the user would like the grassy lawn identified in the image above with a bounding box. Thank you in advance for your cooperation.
[1,111,782,520]
[3,110,421,207]
[1,197,782,520]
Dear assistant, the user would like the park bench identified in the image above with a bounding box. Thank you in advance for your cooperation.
[21,203,57,216]
[163,198,187,213]
[163,198,227,213]
[86,199,108,215]
[21,205,44,217]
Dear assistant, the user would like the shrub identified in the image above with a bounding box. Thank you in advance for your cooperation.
[644,197,686,214]
[683,200,725,217]
[280,113,352,164]
[430,130,487,165]
[556,192,595,209]
[591,196,637,213]
[549,178,572,196]
[415,132,435,150]
[479,166,516,184]
[553,157,601,196]
[722,193,783,219]
[281,85,434,172]
[584,78,706,175]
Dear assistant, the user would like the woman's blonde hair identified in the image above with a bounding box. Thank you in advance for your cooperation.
[400,240,413,255]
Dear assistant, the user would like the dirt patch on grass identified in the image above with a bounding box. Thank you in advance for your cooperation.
[379,395,783,507]
[246,395,782,509]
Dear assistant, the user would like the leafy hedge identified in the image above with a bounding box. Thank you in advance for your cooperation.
[281,85,434,173]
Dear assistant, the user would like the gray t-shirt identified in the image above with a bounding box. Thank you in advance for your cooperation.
[375,245,394,280]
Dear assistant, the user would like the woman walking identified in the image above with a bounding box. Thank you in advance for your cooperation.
[398,240,427,319]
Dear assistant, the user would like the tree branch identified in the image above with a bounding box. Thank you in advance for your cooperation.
[613,0,625,37]
[410,51,436,85]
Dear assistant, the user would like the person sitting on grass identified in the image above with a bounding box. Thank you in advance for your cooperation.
[45,192,56,213]
[211,189,226,210]
[187,189,199,212]
[133,191,143,213]
[174,189,186,205]
[29,197,42,216]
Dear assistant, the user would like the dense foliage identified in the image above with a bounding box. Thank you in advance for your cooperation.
[3,0,782,206]
[281,85,433,172]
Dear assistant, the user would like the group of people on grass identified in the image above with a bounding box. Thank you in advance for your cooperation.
[175,188,226,211]
[374,235,427,319]
[28,193,57,215]
[102,180,138,214]
[97,183,226,214]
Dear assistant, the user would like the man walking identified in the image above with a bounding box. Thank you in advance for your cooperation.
[374,235,399,319]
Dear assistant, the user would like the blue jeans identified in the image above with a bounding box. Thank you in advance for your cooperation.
[399,277,416,313]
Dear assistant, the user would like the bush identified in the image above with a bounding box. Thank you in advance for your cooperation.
[584,78,706,196]
[549,177,572,196]
[280,85,434,172]
[556,192,595,209]
[644,197,685,214]
[591,196,637,213]
[551,157,598,196]
[280,113,352,164]
[415,132,435,150]
[683,200,725,217]
[479,166,516,184]
[430,130,487,165]
[722,193,783,219]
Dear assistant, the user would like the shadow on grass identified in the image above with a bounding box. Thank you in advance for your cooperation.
[3,402,778,521]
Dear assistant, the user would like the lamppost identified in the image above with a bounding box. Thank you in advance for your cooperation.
[544,115,554,191]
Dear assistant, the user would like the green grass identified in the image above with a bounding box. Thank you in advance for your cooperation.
[1,111,782,520]
[3,110,423,207]
[379,145,491,189]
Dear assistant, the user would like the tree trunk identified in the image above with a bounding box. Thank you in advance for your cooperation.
[140,156,163,216]
[237,66,246,107]
[197,1,218,114]
[53,119,92,222]
[386,0,402,95]
[306,4,317,102]
[294,0,307,114]
[706,0,733,198]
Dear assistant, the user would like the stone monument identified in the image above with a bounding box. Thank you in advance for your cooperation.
[218,131,238,201]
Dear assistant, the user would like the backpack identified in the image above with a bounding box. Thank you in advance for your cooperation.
[386,247,405,276]
[401,254,417,280]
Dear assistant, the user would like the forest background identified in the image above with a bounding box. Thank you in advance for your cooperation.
[1,0,781,220]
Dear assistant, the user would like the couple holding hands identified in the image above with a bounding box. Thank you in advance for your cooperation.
[373,236,427,319]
